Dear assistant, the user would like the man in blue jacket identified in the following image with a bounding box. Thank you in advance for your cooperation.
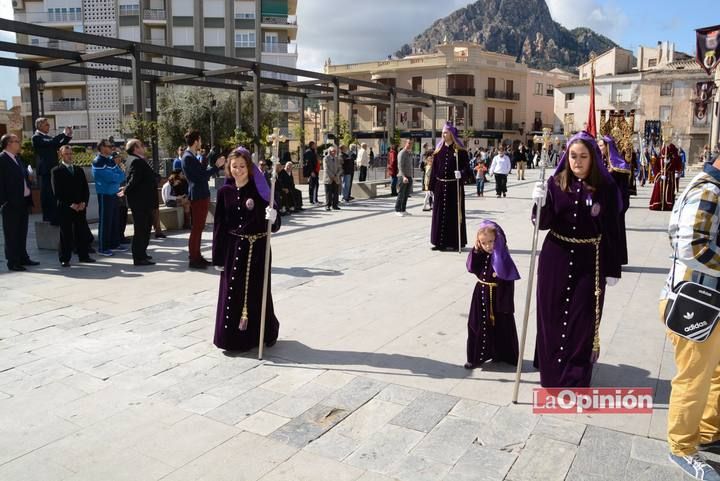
[32,118,72,225]
[181,129,225,269]
[92,139,127,256]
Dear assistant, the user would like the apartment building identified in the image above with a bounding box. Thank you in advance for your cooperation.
[323,42,574,151]
[555,42,714,161]
[12,0,298,144]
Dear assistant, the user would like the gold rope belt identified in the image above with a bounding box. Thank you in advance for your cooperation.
[437,178,459,182]
[550,230,603,352]
[477,279,499,325]
[230,232,268,329]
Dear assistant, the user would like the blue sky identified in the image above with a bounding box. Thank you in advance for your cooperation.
[0,0,717,106]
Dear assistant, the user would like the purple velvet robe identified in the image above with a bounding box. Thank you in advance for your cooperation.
[466,249,518,367]
[533,175,622,387]
[212,179,280,351]
[610,169,630,265]
[430,144,469,249]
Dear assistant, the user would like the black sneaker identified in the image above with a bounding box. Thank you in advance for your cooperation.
[134,259,155,266]
[189,260,208,269]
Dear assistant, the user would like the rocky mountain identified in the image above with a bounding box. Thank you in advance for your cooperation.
[395,0,619,72]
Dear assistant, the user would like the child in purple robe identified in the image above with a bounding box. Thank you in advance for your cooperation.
[464,220,521,369]
[212,148,280,351]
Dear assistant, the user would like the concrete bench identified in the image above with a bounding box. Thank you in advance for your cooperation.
[127,205,184,230]
[354,179,393,199]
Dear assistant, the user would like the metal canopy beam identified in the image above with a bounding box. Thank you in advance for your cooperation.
[38,48,128,70]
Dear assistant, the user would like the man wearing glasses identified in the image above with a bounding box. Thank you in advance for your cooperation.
[0,134,39,271]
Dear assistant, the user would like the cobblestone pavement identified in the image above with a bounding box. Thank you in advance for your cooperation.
[0,171,705,480]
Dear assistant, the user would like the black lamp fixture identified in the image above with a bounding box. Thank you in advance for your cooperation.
[37,76,46,117]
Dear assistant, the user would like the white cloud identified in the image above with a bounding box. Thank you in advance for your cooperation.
[296,0,471,72]
[545,0,628,40]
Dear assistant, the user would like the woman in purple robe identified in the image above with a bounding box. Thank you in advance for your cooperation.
[429,122,471,251]
[532,131,622,387]
[212,148,280,351]
[465,220,521,369]
[599,135,630,265]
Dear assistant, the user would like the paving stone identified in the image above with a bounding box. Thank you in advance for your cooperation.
[304,429,361,461]
[506,435,577,481]
[177,392,227,414]
[410,416,483,465]
[476,404,539,450]
[346,425,425,474]
[569,426,632,480]
[205,387,283,425]
[322,376,387,411]
[356,472,400,481]
[448,399,499,425]
[443,444,518,481]
[260,364,325,394]
[270,404,350,448]
[312,370,357,390]
[264,381,336,418]
[261,450,365,481]
[631,436,673,466]
[161,431,298,481]
[0,450,75,481]
[333,399,406,441]
[389,455,452,481]
[532,416,586,445]
[63,451,175,481]
[236,410,291,435]
[132,414,239,468]
[623,458,683,481]
[375,384,423,406]
[389,391,459,433]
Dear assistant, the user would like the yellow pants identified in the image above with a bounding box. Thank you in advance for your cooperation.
[662,300,720,455]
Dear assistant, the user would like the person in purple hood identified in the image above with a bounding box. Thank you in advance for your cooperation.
[599,134,630,265]
[531,131,622,387]
[212,148,280,351]
[464,220,520,369]
[429,122,471,251]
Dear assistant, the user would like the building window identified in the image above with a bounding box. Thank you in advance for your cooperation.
[447,74,475,96]
[659,106,672,122]
[234,31,256,48]
[565,92,575,101]
[648,58,657,67]
[660,82,672,96]
[533,112,542,131]
[534,82,543,95]
[546,84,554,96]
[377,78,396,87]
[376,106,387,127]
[468,104,473,127]
[351,109,358,128]
[411,76,422,92]
[119,4,140,16]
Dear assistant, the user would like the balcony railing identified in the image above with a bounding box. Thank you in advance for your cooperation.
[261,15,297,26]
[234,13,256,19]
[16,10,83,23]
[119,5,140,16]
[484,90,520,101]
[23,100,87,112]
[143,9,166,21]
[262,42,297,54]
[485,121,520,131]
[21,40,86,53]
[447,87,475,96]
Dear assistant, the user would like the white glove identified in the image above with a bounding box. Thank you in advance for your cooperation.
[454,170,462,179]
[27,165,33,175]
[532,181,547,207]
[606,277,619,287]
[675,173,681,178]
[265,207,277,223]
[660,175,666,180]
[214,265,224,272]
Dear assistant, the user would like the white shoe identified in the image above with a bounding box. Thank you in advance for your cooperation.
[395,212,404,217]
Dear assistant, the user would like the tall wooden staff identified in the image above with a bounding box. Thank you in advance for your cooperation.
[512,127,552,404]
[258,128,286,360]
[454,146,462,254]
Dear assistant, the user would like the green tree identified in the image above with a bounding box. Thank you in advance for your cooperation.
[390,128,401,148]
[121,112,158,144]
[461,127,474,146]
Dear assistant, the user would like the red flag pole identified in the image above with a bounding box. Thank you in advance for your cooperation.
[587,58,597,137]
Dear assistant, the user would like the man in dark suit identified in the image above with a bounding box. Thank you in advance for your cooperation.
[32,118,72,225]
[51,145,95,267]
[303,141,319,204]
[123,139,158,266]
[181,129,225,269]
[0,134,39,271]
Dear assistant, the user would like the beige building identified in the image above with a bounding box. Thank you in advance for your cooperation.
[555,42,712,162]
[323,42,574,152]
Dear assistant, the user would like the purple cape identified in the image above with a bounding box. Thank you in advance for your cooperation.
[467,220,520,281]
[434,121,465,151]
[602,135,630,171]
[224,147,272,204]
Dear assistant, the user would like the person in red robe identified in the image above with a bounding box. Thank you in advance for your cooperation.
[649,144,682,211]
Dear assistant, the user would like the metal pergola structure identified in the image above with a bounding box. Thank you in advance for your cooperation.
[0,17,467,162]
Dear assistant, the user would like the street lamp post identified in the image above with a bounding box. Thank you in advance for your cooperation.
[210,94,217,147]
[37,76,46,117]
